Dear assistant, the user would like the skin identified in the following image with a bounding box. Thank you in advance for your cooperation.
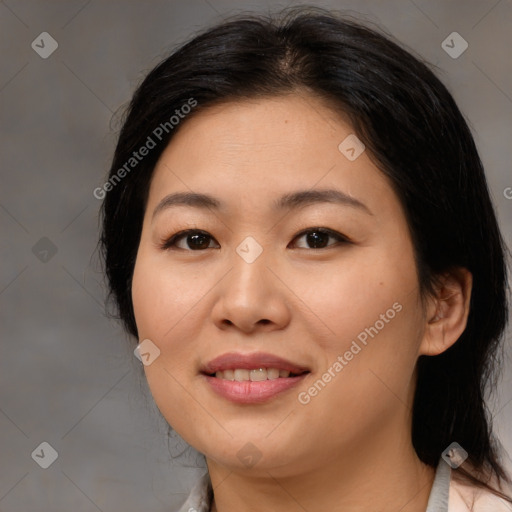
[131,94,472,512]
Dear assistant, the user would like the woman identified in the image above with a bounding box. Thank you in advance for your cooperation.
[99,6,512,511]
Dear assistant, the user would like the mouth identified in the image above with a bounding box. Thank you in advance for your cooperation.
[200,352,310,404]
[205,367,308,381]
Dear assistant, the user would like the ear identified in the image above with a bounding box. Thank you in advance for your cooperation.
[419,267,473,356]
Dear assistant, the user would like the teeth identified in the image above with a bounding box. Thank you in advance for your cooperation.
[223,369,235,381]
[250,368,267,381]
[234,369,250,381]
[267,368,280,380]
[213,368,295,381]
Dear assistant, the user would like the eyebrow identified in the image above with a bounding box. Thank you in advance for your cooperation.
[152,188,373,220]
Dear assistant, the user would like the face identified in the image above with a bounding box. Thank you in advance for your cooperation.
[131,94,428,477]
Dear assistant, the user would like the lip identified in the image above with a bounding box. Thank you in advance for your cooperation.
[203,374,308,404]
[200,352,310,404]
[201,352,309,374]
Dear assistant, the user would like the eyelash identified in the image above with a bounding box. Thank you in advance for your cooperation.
[159,227,351,251]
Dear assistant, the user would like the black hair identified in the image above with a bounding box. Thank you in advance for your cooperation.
[99,5,511,501]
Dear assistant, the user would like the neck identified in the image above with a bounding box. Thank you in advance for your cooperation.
[207,413,436,512]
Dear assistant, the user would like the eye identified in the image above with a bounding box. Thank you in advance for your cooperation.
[289,228,350,249]
[160,227,350,251]
[160,229,219,251]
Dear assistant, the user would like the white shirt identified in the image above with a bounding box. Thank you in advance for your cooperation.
[176,458,512,512]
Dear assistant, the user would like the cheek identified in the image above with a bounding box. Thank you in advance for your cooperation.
[298,242,423,404]
[295,292,423,451]
[300,244,419,348]
[132,249,206,341]
[131,249,217,397]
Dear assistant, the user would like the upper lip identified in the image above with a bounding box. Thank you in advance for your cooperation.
[201,352,310,375]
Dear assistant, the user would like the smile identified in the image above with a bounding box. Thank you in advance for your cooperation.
[201,352,310,404]
[212,368,302,381]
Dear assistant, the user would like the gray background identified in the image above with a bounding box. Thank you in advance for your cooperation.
[1,0,511,510]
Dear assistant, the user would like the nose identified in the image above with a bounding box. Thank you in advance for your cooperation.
[210,248,291,334]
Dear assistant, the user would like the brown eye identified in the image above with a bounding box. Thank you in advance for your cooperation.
[290,228,349,249]
[162,230,219,251]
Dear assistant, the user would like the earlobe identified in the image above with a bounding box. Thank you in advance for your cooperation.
[419,268,473,357]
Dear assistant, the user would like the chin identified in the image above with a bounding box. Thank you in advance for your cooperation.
[196,431,303,472]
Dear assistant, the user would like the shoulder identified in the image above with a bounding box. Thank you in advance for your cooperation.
[449,470,512,512]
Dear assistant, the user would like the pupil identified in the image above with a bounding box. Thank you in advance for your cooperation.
[189,233,209,249]
[185,231,330,249]
[307,231,328,248]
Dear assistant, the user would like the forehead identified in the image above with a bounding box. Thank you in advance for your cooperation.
[156,94,350,164]
[146,95,399,219]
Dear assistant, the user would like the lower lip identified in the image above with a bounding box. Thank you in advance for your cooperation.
[203,374,308,404]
